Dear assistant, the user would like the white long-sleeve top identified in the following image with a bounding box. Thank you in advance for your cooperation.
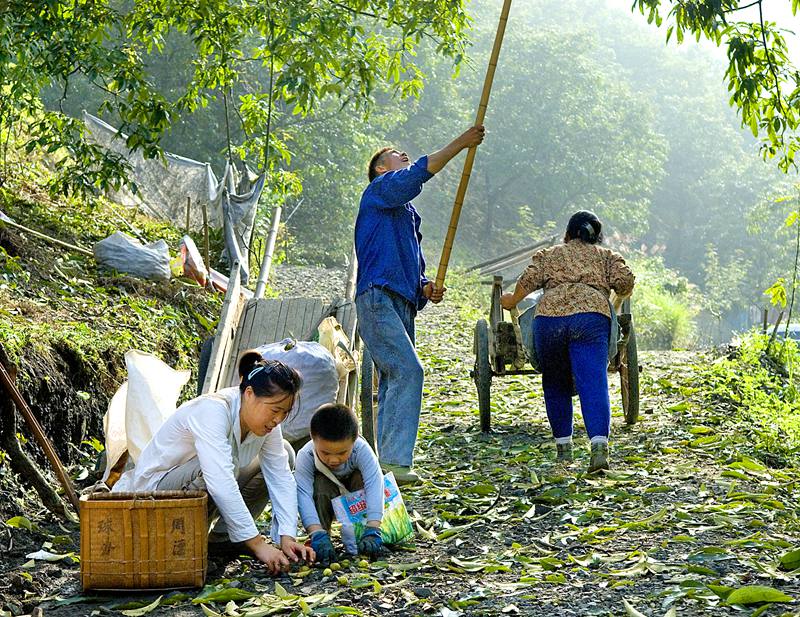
[114,387,298,543]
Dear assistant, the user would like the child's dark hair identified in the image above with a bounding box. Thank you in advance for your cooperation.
[368,146,394,182]
[238,350,302,399]
[310,403,359,442]
[565,210,603,244]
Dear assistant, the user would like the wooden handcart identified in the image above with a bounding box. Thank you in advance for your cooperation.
[472,275,640,433]
[200,259,377,448]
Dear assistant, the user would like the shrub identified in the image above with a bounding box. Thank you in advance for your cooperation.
[698,332,800,463]
[629,254,699,349]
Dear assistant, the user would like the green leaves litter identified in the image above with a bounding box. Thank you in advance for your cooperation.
[725,585,794,606]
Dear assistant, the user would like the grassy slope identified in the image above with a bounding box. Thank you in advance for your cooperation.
[0,157,222,477]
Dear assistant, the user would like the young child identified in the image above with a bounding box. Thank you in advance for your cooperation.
[295,403,385,566]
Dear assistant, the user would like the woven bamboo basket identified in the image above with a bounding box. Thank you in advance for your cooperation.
[80,490,208,590]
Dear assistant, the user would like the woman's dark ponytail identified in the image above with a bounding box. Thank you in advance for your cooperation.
[566,210,603,245]
[237,350,302,399]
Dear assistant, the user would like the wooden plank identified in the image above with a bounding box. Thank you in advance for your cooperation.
[305,299,326,339]
[301,299,325,340]
[273,298,291,342]
[282,298,308,341]
[224,299,263,389]
[289,298,308,340]
[247,299,281,348]
[238,299,259,352]
[224,298,262,387]
[202,262,244,394]
[291,298,313,340]
[335,300,357,344]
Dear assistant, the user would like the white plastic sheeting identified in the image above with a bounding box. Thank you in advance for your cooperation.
[232,339,339,444]
[83,111,263,283]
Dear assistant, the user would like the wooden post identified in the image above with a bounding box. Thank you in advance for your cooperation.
[767,310,785,353]
[202,201,210,273]
[0,362,80,513]
[345,246,358,302]
[762,307,769,334]
[185,196,191,234]
[435,0,513,289]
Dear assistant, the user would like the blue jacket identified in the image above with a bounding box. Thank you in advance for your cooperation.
[355,156,434,310]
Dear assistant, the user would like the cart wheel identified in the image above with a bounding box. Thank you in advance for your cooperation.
[474,319,492,433]
[620,319,640,424]
[360,346,378,452]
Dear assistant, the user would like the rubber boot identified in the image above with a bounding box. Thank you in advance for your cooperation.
[588,442,609,474]
[381,463,421,486]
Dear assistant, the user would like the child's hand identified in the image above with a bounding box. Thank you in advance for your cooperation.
[357,527,385,560]
[309,530,337,567]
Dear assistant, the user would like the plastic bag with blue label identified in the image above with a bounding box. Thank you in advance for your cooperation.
[330,472,414,554]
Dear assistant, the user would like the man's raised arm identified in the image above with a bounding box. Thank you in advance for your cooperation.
[426,125,485,175]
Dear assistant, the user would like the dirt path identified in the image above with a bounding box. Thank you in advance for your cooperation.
[3,300,800,616]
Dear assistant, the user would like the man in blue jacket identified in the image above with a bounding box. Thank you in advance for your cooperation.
[354,125,485,484]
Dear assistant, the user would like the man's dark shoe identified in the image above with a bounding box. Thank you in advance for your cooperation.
[588,442,609,474]
[556,442,573,463]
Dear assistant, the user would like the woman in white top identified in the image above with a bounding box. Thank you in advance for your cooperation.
[114,352,315,573]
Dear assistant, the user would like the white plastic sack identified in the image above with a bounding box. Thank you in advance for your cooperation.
[93,231,171,281]
[102,350,190,481]
[232,339,338,443]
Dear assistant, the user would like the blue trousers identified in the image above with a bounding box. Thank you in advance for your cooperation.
[533,313,611,440]
[356,287,424,467]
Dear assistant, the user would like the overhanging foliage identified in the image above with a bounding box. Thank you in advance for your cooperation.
[633,0,800,171]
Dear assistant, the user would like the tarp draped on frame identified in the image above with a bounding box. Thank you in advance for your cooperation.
[83,111,263,283]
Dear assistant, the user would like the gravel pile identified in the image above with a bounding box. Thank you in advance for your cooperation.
[269,264,349,303]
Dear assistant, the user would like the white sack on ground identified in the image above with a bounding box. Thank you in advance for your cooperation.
[93,231,171,281]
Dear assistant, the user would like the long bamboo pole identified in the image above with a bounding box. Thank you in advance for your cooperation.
[0,217,93,257]
[435,0,513,289]
[0,361,80,513]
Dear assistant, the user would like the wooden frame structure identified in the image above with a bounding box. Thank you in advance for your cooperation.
[200,259,368,441]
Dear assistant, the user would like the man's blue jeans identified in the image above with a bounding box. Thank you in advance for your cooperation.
[356,286,423,467]
[533,313,611,441]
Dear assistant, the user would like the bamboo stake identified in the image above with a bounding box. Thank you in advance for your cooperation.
[202,200,210,272]
[435,0,513,289]
[0,361,80,513]
[254,205,282,299]
[0,217,93,257]
[344,245,358,302]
